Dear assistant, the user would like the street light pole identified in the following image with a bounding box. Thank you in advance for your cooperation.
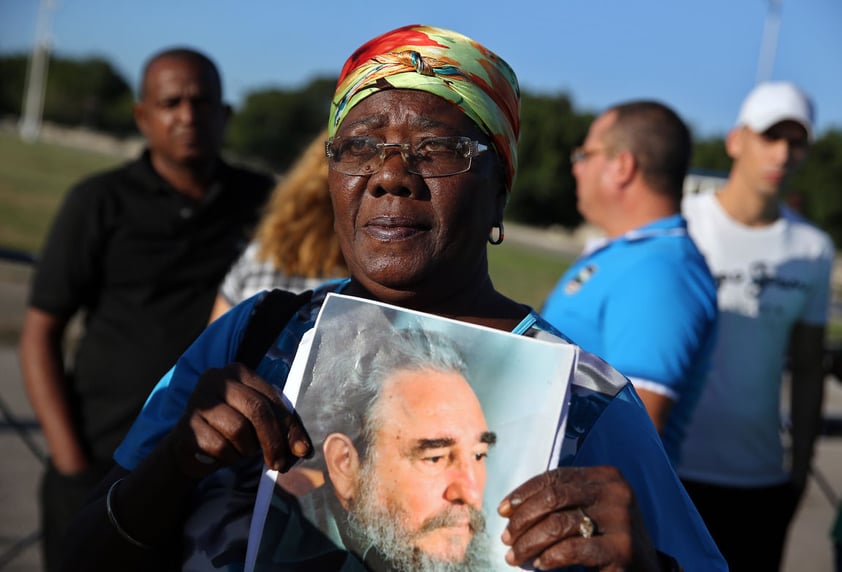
[18,0,56,143]
[755,0,782,85]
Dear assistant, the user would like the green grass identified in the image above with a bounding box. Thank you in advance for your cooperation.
[829,321,842,344]
[0,129,568,307]
[1,129,837,340]
[489,242,569,310]
[0,129,124,253]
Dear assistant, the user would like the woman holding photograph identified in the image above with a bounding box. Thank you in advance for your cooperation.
[62,24,725,572]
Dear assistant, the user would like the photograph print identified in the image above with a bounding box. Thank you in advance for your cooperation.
[245,293,576,572]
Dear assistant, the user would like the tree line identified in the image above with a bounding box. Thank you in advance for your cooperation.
[2,53,841,245]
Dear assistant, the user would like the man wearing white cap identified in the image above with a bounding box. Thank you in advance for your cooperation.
[678,82,834,571]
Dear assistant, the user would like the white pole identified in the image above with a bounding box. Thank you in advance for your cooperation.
[18,0,56,143]
[756,0,782,85]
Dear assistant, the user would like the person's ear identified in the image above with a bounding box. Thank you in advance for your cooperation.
[133,101,148,137]
[613,150,636,187]
[725,127,743,160]
[323,433,361,510]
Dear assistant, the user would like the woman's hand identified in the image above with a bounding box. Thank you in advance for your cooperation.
[167,362,312,479]
[498,466,661,571]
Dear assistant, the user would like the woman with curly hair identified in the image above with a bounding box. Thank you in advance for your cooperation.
[209,128,347,321]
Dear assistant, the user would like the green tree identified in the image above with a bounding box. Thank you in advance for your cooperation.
[0,54,28,117]
[507,92,593,228]
[691,136,730,173]
[45,56,134,132]
[3,51,842,248]
[792,129,842,247]
[227,77,335,172]
[0,53,135,133]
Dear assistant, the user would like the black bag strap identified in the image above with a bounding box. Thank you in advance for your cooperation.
[234,289,313,369]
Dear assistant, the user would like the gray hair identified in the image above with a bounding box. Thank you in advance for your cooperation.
[296,309,469,468]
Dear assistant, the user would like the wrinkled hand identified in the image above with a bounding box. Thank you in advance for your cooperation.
[498,466,660,571]
[167,363,312,479]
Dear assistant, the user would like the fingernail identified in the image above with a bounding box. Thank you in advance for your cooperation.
[498,499,511,515]
[501,529,511,544]
[288,421,313,459]
[279,455,298,473]
[292,439,311,458]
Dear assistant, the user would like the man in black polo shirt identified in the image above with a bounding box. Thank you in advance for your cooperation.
[17,47,273,571]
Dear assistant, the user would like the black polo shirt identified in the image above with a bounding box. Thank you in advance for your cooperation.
[30,150,274,460]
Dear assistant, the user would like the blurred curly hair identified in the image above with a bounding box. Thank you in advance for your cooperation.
[254,128,346,278]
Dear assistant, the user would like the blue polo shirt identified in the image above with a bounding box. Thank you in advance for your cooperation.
[540,215,718,464]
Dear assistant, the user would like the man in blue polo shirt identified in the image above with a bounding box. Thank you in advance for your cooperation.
[541,100,717,465]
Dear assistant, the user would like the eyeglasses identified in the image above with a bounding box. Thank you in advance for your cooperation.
[325,136,488,177]
[569,146,605,165]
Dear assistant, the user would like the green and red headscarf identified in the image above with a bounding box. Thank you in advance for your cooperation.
[329,24,521,192]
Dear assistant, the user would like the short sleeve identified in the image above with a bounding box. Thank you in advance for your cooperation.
[29,180,107,316]
[219,241,260,306]
[800,234,834,326]
[601,256,714,393]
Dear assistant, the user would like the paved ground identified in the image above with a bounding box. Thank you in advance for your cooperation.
[0,248,840,571]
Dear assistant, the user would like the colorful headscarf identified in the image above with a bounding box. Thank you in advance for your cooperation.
[329,24,521,192]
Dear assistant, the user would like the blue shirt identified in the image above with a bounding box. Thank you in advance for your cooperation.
[540,215,718,464]
[116,278,725,571]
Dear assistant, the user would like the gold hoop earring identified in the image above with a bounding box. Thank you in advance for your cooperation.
[488,222,504,245]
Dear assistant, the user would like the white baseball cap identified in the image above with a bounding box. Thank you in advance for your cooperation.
[736,82,815,140]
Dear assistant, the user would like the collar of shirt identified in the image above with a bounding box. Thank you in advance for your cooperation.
[581,214,688,257]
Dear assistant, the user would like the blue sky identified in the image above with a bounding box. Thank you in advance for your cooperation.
[2,0,841,138]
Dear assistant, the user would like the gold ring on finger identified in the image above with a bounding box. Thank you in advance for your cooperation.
[578,507,596,539]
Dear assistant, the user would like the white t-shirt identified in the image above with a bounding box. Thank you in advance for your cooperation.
[678,191,834,487]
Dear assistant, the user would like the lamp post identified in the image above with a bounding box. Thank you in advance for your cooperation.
[18,0,56,143]
[755,0,782,85]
